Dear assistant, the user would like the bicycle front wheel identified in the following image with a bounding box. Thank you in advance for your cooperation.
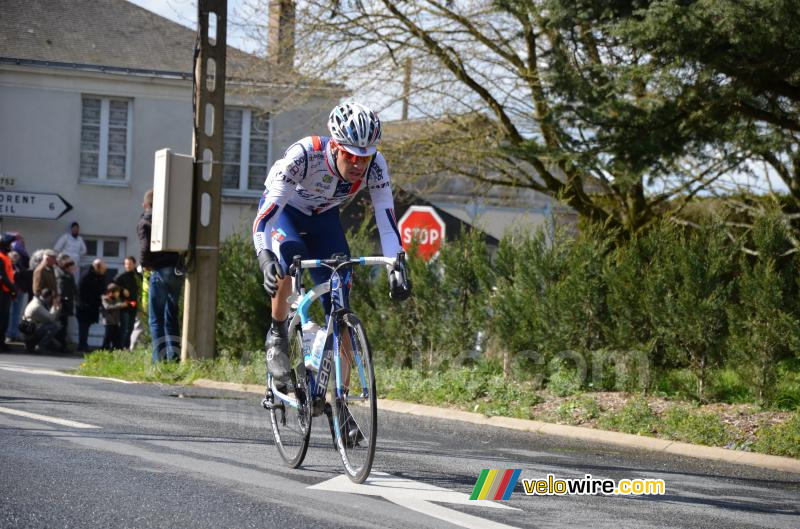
[268,324,311,468]
[333,312,377,483]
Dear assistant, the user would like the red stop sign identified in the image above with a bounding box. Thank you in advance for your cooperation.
[397,206,446,260]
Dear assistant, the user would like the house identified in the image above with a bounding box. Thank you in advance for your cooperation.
[0,0,344,279]
[0,0,344,346]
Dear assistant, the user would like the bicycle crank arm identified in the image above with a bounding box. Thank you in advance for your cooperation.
[268,380,301,409]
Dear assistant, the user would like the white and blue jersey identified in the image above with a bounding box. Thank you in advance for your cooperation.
[252,136,402,308]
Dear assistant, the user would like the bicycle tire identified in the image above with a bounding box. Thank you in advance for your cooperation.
[268,323,312,468]
[332,312,377,483]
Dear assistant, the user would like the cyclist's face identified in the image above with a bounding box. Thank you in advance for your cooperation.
[335,146,371,183]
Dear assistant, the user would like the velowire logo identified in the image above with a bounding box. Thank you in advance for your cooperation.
[469,469,522,501]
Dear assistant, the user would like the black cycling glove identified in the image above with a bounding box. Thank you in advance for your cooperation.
[258,250,284,297]
[389,262,412,301]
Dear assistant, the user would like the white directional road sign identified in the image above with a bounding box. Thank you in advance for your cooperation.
[0,191,73,220]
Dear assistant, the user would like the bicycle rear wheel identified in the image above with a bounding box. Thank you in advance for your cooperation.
[333,312,377,483]
[268,324,311,468]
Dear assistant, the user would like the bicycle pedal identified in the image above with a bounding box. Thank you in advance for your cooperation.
[262,390,283,411]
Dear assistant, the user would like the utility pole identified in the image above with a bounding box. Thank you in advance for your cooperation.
[182,0,227,360]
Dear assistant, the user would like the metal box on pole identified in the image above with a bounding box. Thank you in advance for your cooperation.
[151,148,193,252]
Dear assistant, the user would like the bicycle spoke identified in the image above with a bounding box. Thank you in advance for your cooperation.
[334,313,377,483]
[268,325,311,468]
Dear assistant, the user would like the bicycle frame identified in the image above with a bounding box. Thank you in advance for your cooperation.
[267,255,397,411]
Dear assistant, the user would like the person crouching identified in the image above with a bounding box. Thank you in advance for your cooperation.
[21,288,62,354]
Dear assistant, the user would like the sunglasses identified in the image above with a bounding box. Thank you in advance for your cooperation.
[335,143,372,165]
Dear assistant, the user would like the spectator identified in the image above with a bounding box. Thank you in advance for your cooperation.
[0,235,16,351]
[21,288,61,354]
[114,256,140,349]
[100,283,127,350]
[55,253,78,351]
[13,254,34,333]
[77,258,107,352]
[8,232,29,270]
[29,249,45,270]
[25,249,45,301]
[33,249,59,299]
[138,189,183,363]
[7,250,26,343]
[54,222,87,279]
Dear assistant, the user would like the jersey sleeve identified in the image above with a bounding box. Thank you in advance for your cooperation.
[252,142,307,255]
[367,153,403,259]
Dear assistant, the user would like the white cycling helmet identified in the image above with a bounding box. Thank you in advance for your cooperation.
[327,102,382,156]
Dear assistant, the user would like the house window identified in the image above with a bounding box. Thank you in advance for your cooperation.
[81,236,127,279]
[222,107,271,193]
[80,97,132,183]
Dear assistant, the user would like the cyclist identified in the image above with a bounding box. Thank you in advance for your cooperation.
[253,102,412,388]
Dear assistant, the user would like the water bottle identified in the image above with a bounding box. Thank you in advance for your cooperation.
[308,328,327,372]
[302,321,319,371]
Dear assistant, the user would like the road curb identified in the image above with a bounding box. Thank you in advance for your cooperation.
[191,378,800,474]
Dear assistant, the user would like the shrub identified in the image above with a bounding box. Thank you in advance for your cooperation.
[207,210,800,412]
[654,368,699,400]
[707,368,753,404]
[215,231,270,360]
[548,364,583,397]
[603,233,658,356]
[728,212,800,405]
[643,221,735,400]
[556,395,601,425]
[589,348,651,392]
[348,214,493,369]
[753,414,800,458]
[491,223,610,382]
[774,359,800,410]
[660,406,732,446]
[598,397,658,435]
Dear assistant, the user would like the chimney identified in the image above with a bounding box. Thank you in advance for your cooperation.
[268,0,295,69]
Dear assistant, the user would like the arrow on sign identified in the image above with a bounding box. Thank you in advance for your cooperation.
[0,191,73,220]
[309,472,521,529]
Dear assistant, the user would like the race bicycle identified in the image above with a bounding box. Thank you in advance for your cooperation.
[262,252,406,483]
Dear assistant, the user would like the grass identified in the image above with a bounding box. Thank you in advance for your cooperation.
[75,348,265,386]
[555,395,601,425]
[75,350,800,459]
[596,399,734,446]
[376,362,542,419]
[753,415,800,458]
[598,397,658,435]
[659,406,733,446]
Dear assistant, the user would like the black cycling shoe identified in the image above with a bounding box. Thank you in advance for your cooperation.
[265,319,291,387]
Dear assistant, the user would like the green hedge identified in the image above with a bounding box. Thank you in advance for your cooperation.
[215,211,800,408]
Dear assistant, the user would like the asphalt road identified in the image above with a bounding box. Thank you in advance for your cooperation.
[1,350,798,529]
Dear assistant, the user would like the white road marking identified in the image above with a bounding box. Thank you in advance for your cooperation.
[0,405,101,429]
[0,363,136,384]
[309,472,521,529]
